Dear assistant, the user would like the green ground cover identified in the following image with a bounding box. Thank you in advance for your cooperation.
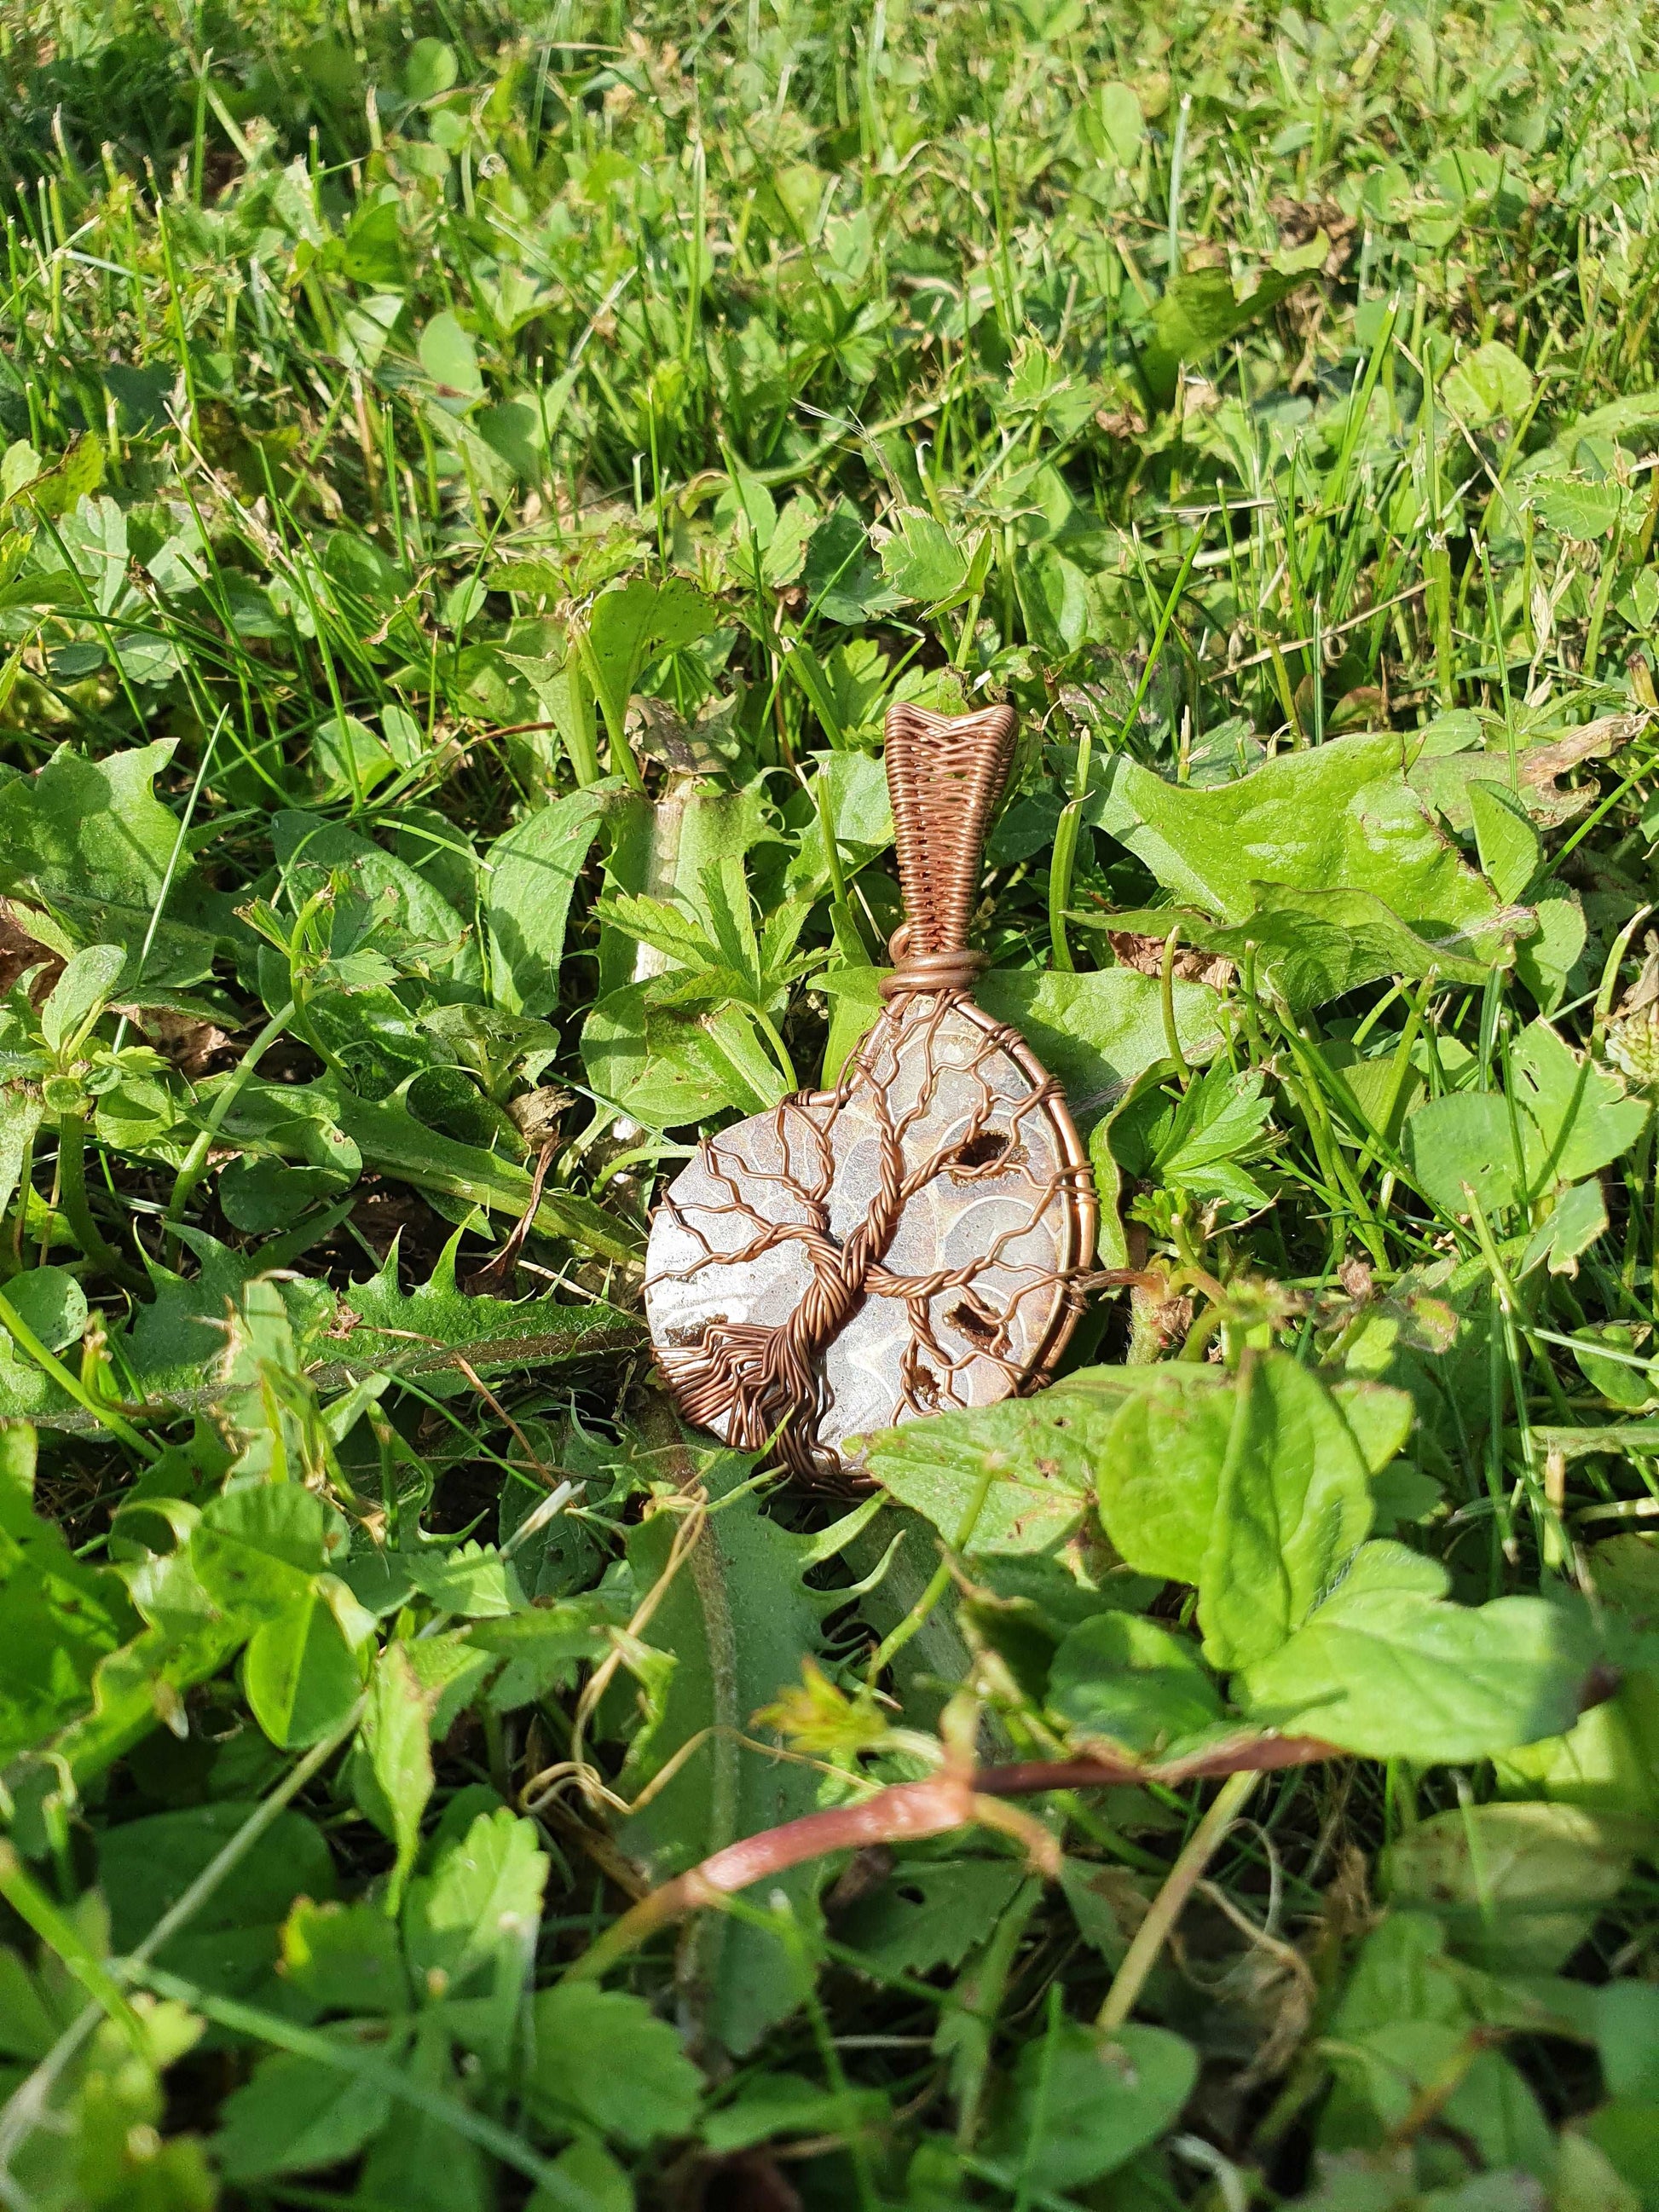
[1,0,1658,2202]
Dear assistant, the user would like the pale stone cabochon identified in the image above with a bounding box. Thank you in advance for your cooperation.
[645,997,1088,1475]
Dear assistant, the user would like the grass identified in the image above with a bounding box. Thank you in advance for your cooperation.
[0,0,1656,2204]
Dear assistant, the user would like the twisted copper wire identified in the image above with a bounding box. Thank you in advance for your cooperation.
[880,700,1015,999]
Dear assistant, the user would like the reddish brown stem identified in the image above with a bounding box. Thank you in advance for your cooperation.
[563,1663,1622,1985]
[559,1735,1338,1984]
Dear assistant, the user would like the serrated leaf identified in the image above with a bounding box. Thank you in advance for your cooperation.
[585,576,716,743]
[529,1984,702,2146]
[402,1540,520,1617]
[215,2049,392,2182]
[337,1233,642,1394]
[863,1390,1109,1556]
[1533,476,1621,540]
[403,1809,546,2068]
[1443,339,1534,424]
[877,507,976,609]
[835,1861,1026,1974]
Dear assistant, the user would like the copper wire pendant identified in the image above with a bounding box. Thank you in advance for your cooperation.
[645,702,1097,1481]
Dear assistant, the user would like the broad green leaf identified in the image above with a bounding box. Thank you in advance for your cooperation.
[101,1802,337,2001]
[529,1984,702,2146]
[1515,891,1588,1013]
[877,507,981,610]
[1119,1061,1274,1204]
[338,285,406,375]
[0,741,217,989]
[404,35,458,96]
[402,1540,520,1617]
[1569,1324,1655,1410]
[863,1390,1112,1556]
[1510,1019,1649,1191]
[470,1611,618,1713]
[1048,1614,1223,1755]
[974,968,1223,1126]
[1093,1354,1374,1668]
[215,2050,392,2182]
[1091,1363,1233,1583]
[0,1424,137,1762]
[1533,476,1621,540]
[356,2023,492,2212]
[484,782,622,1016]
[356,1642,435,1906]
[1442,339,1535,423]
[280,1896,408,2015]
[1095,733,1506,950]
[272,811,479,992]
[419,309,482,398]
[984,2022,1198,2191]
[530,2139,633,2212]
[581,984,786,1128]
[1468,778,1542,901]
[702,2072,890,2154]
[404,1809,546,2069]
[1401,1091,1522,1218]
[1205,880,1500,1011]
[1141,264,1309,402]
[191,1482,344,1628]
[1598,1981,1659,2103]
[784,749,893,900]
[242,1581,365,1748]
[1236,1540,1593,1759]
[1382,1803,1639,1972]
[38,941,124,1054]
[1198,1354,1378,1668]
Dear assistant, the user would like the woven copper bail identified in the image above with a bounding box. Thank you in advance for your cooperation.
[880,701,1016,1000]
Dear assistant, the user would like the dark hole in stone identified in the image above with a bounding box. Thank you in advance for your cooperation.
[953,1129,1011,1174]
[949,1300,997,1345]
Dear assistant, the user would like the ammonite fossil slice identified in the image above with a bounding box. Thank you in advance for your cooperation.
[645,702,1096,1481]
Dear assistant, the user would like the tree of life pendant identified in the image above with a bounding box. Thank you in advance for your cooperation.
[644,702,1097,1481]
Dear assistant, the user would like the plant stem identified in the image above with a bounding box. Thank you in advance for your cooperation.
[164,1000,295,1243]
[1097,1768,1260,2030]
[0,1285,158,1459]
[55,1113,142,1291]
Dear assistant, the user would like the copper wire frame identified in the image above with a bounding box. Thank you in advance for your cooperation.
[645,698,1100,1482]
